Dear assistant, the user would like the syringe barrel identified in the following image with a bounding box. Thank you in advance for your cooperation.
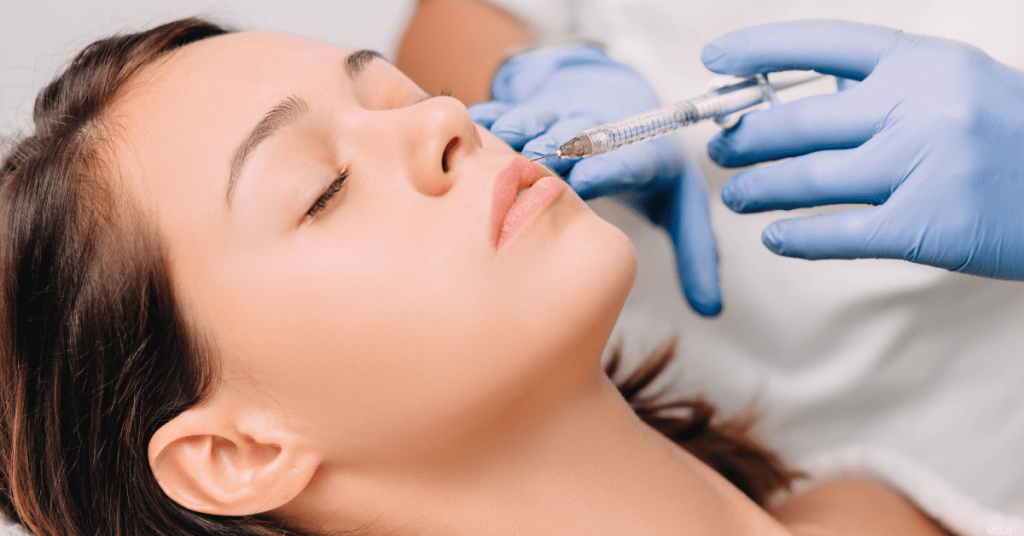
[563,101,697,158]
[564,74,777,158]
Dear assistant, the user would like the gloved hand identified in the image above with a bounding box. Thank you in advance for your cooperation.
[470,45,722,316]
[703,20,1024,280]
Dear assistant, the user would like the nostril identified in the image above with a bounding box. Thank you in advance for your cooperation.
[442,137,459,173]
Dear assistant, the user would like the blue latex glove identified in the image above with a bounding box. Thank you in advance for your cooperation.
[704,20,1024,280]
[470,46,722,316]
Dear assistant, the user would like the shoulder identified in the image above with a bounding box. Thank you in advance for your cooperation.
[771,478,951,536]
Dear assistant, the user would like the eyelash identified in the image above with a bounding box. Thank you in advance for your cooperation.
[305,168,349,221]
[303,90,439,223]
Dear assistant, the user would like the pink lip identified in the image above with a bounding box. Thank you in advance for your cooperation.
[490,156,564,249]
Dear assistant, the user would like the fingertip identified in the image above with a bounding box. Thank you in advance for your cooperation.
[700,34,751,76]
[707,135,728,166]
[521,135,559,159]
[761,223,787,255]
[719,172,767,213]
[688,292,724,317]
[700,28,764,76]
[707,134,746,168]
[467,101,507,128]
[719,180,744,212]
[490,106,556,144]
[490,116,530,139]
[700,41,727,70]
[680,257,723,317]
[673,168,722,317]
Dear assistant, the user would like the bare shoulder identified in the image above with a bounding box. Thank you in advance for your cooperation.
[770,478,953,536]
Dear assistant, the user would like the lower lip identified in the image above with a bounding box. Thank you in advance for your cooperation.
[497,176,565,249]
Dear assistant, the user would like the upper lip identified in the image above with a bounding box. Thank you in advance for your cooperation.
[490,156,551,247]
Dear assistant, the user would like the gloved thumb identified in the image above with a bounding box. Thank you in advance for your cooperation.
[701,20,899,80]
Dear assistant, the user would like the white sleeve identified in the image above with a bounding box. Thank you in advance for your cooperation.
[483,0,606,46]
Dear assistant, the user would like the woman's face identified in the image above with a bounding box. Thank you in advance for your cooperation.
[116,32,636,464]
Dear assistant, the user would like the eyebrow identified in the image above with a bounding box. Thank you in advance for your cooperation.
[225,50,384,206]
[345,49,384,78]
[226,95,309,205]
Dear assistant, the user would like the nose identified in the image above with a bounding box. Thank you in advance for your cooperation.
[392,96,479,197]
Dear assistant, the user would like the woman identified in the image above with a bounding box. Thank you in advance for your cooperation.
[0,18,947,536]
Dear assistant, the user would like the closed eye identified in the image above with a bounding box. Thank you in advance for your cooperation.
[304,168,349,222]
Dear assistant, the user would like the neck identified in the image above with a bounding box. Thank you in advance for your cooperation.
[290,365,792,536]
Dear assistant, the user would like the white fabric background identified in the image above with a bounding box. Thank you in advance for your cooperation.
[2,0,1024,533]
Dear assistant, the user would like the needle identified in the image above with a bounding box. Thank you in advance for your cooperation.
[530,153,558,162]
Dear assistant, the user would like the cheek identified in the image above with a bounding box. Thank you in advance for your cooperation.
[196,184,636,465]
[202,223,528,459]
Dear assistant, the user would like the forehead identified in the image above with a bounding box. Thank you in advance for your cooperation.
[138,31,352,101]
[119,31,354,158]
[111,32,354,216]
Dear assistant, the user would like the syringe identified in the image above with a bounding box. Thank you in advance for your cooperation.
[531,72,826,161]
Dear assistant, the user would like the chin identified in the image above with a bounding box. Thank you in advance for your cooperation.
[536,204,638,364]
[491,189,637,384]
[564,214,637,320]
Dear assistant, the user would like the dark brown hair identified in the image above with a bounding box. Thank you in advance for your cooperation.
[0,18,796,536]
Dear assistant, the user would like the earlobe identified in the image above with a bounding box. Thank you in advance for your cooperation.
[147,394,322,516]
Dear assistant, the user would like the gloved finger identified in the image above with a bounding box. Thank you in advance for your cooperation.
[468,101,510,128]
[488,105,558,150]
[701,20,900,81]
[720,139,899,212]
[670,164,722,317]
[760,207,912,262]
[707,87,882,168]
[521,116,595,175]
[567,138,681,200]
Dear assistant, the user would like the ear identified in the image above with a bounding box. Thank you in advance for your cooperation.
[148,392,322,516]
